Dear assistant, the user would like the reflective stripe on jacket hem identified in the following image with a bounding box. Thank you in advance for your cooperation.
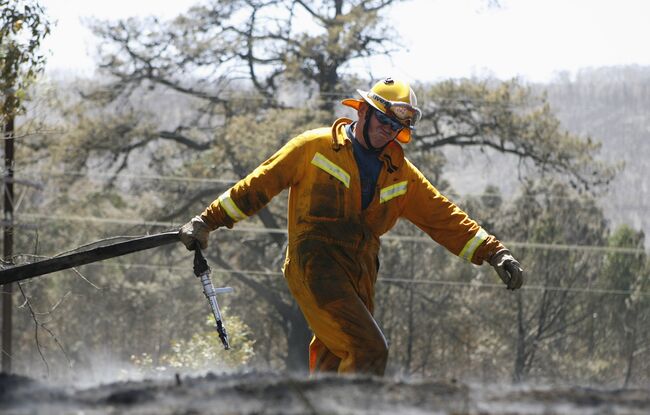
[380,181,408,203]
[218,189,248,222]
[459,228,488,261]
[310,152,350,188]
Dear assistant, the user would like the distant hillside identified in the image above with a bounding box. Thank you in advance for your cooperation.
[441,65,650,245]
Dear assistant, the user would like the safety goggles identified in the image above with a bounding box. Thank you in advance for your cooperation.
[374,110,404,132]
[368,91,422,128]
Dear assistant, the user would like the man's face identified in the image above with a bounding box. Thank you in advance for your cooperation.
[356,104,402,149]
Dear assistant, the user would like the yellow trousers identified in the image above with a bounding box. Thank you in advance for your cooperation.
[285,238,388,375]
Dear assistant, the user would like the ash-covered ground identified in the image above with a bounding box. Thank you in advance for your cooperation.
[1,371,649,414]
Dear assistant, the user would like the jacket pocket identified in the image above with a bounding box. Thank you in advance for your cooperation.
[308,180,346,220]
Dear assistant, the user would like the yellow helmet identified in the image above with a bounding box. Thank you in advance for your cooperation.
[342,77,422,144]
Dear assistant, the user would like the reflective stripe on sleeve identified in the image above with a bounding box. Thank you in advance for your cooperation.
[218,189,248,222]
[458,228,489,262]
[380,181,408,203]
[310,152,350,188]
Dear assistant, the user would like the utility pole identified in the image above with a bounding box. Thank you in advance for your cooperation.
[2,99,14,373]
[0,2,51,374]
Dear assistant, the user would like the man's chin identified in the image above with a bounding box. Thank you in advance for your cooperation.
[371,135,394,148]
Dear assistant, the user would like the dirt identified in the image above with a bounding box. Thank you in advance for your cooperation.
[1,371,649,414]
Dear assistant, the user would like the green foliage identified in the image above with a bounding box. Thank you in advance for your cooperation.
[131,312,255,372]
[594,226,649,385]
[604,226,646,292]
[0,0,50,118]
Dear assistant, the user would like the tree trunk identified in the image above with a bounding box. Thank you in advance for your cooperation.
[2,110,15,373]
[512,292,526,383]
[405,280,414,374]
[284,302,311,373]
[623,311,637,388]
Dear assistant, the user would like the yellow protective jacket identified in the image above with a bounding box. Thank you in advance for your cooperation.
[201,117,505,374]
[201,117,503,272]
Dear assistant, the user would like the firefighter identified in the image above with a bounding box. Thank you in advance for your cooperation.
[180,77,524,376]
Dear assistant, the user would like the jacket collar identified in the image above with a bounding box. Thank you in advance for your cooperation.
[331,117,353,150]
[378,140,405,173]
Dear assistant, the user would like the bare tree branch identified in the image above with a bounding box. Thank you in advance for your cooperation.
[158,130,211,151]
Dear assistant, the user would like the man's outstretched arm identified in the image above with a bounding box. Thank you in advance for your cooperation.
[401,161,524,289]
[180,135,308,249]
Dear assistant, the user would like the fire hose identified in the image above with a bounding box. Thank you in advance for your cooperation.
[0,231,232,350]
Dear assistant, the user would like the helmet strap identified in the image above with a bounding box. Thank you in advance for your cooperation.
[363,107,382,153]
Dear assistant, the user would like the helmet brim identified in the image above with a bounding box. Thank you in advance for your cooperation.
[342,89,386,112]
[341,98,364,111]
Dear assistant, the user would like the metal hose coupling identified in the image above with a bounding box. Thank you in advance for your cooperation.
[193,247,233,350]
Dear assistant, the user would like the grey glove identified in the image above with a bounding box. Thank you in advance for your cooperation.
[179,215,211,250]
[489,249,524,290]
